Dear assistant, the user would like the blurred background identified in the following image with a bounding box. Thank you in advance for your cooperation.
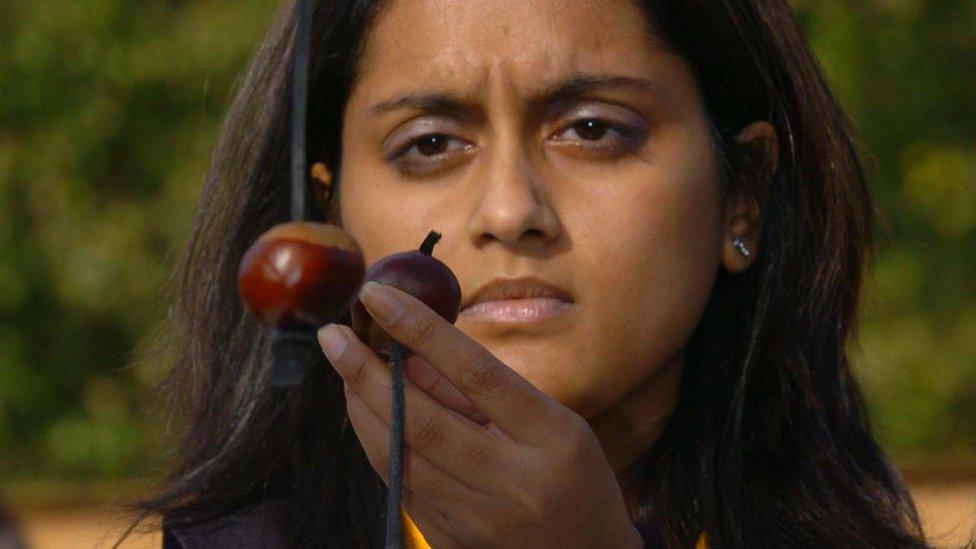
[0,0,973,547]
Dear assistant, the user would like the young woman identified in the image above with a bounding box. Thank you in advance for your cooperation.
[130,0,933,547]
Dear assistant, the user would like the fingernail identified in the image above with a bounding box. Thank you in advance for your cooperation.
[360,281,405,324]
[318,323,348,364]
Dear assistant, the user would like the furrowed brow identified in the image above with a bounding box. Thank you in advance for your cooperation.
[533,74,661,112]
[368,93,480,121]
[368,76,659,119]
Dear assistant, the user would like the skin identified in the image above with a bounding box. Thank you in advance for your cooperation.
[314,0,776,545]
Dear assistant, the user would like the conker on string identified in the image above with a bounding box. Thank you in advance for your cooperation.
[351,231,461,356]
[238,221,365,330]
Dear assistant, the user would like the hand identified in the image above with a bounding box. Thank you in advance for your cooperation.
[318,282,643,549]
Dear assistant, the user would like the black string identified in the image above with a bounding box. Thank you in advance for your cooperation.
[291,0,310,222]
[291,1,405,544]
[386,341,406,548]
[271,0,313,389]
[283,1,313,544]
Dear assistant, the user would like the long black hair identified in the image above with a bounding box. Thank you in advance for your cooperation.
[125,0,937,546]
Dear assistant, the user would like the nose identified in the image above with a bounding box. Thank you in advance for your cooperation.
[466,144,562,250]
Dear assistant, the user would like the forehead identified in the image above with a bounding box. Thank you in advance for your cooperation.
[352,0,670,101]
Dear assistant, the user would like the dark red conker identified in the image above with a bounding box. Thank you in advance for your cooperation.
[238,221,365,329]
[351,231,461,355]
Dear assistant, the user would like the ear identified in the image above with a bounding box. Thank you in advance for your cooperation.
[309,162,338,219]
[310,162,333,192]
[721,121,778,273]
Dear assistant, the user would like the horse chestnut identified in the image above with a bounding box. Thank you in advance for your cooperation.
[238,221,365,329]
[351,231,461,356]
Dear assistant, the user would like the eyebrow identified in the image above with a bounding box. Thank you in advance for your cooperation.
[367,74,661,118]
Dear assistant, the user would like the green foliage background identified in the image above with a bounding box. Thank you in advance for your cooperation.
[0,0,973,480]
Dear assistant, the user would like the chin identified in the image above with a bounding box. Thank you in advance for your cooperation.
[507,357,601,411]
[471,335,607,411]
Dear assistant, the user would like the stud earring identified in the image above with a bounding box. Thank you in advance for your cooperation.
[732,237,751,258]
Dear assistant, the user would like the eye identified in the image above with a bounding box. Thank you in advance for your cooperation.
[387,132,474,177]
[549,116,646,159]
[570,119,610,141]
[413,134,453,156]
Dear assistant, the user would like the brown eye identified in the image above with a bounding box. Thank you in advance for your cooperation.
[572,119,608,141]
[550,114,645,160]
[416,134,450,156]
[386,131,475,177]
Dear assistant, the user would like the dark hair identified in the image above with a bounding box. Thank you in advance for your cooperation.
[124,0,937,547]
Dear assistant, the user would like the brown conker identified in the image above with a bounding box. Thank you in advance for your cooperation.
[238,221,365,329]
[351,231,461,356]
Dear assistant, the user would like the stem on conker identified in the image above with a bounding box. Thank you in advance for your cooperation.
[419,230,441,256]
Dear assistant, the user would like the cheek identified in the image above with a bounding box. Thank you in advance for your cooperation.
[338,120,480,265]
[338,178,398,264]
[570,151,725,415]
[336,142,436,264]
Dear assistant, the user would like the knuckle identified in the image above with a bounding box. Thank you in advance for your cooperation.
[515,484,558,528]
[535,488,562,524]
[461,440,493,467]
[346,352,370,387]
[423,369,447,395]
[460,359,501,394]
[406,314,438,348]
[561,414,593,459]
[414,413,446,449]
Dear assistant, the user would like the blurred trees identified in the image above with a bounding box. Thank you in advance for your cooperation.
[794,0,976,456]
[0,0,283,479]
[0,0,973,480]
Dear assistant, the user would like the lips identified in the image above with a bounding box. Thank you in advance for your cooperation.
[461,276,573,311]
[459,297,572,322]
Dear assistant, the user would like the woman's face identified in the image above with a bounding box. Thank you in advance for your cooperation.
[336,0,733,420]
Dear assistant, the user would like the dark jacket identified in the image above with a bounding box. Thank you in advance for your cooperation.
[163,500,667,548]
[163,499,290,548]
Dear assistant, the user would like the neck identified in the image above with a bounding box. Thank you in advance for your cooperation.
[587,355,682,518]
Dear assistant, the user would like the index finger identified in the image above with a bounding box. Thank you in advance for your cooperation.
[359,281,560,440]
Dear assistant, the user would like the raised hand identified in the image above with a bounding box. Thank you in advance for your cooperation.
[318,281,642,549]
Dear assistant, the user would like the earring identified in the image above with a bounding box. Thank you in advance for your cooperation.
[732,237,751,258]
